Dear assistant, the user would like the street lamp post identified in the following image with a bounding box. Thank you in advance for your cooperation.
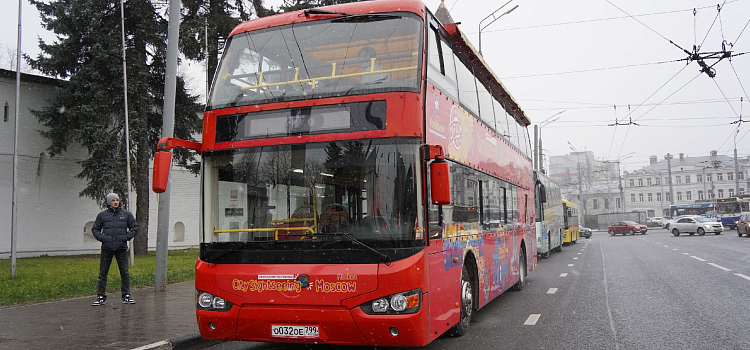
[534,110,566,172]
[478,1,519,55]
[568,142,586,223]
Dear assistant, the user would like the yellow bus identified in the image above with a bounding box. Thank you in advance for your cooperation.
[562,200,579,244]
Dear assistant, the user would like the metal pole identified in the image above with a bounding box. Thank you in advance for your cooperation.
[155,0,180,292]
[11,0,22,278]
[667,153,675,208]
[533,125,538,171]
[735,134,740,196]
[205,19,209,106]
[121,0,134,267]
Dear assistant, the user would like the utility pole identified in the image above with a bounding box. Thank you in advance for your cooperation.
[735,134,741,196]
[534,125,539,171]
[666,154,674,215]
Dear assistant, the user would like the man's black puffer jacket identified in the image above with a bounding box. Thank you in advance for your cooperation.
[92,206,138,251]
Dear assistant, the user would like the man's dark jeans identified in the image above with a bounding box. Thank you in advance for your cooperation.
[96,249,130,299]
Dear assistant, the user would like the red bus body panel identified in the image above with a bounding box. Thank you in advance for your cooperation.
[196,251,432,347]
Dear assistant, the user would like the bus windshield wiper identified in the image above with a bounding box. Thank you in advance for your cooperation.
[331,14,402,23]
[303,8,353,17]
[315,232,391,265]
[207,241,256,262]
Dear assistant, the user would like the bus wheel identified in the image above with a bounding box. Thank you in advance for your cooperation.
[448,266,473,337]
[511,249,527,291]
[672,228,680,236]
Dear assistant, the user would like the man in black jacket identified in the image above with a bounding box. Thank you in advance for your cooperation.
[91,193,138,306]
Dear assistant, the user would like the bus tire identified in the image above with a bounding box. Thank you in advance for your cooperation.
[672,228,680,236]
[448,265,473,337]
[541,236,550,259]
[511,248,527,291]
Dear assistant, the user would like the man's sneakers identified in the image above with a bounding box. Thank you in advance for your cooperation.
[92,296,106,306]
[122,295,136,304]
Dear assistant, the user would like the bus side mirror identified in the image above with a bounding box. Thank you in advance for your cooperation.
[153,151,172,193]
[430,161,451,205]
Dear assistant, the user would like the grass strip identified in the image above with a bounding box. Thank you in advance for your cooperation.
[0,249,197,307]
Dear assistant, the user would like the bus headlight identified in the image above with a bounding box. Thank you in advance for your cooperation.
[360,289,421,314]
[197,290,233,311]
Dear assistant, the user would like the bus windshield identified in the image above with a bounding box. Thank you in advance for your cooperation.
[202,138,421,263]
[208,12,423,110]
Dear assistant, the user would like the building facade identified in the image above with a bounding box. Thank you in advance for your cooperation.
[1,69,200,258]
[622,152,750,217]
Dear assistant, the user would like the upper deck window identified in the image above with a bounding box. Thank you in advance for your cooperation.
[208,12,423,110]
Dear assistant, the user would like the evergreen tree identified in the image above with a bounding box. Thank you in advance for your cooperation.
[28,0,202,255]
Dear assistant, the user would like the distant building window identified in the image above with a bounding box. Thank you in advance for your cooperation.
[717,173,724,181]
[616,198,621,209]
[638,179,643,186]
[675,176,681,184]
[718,189,724,198]
[665,177,670,184]
[629,179,635,187]
[728,172,734,181]
[677,192,682,201]
[604,198,610,209]
[685,175,691,184]
[707,174,713,181]
[708,190,714,199]
[639,193,644,202]
[698,190,703,200]
[657,192,662,201]
[631,194,636,202]
[593,199,599,209]
[740,187,745,194]
[697,174,703,182]
[686,191,691,200]
[728,189,734,197]
[647,178,652,186]
[666,192,672,201]
[647,193,653,202]
[655,178,661,185]
[739,172,745,180]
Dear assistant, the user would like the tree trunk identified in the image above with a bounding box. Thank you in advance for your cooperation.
[134,129,150,255]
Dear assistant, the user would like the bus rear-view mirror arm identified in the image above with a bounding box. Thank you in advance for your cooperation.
[153,137,202,193]
[425,145,450,205]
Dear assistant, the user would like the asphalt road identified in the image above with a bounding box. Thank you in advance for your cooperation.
[202,228,750,350]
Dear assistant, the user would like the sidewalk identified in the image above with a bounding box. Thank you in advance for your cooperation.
[0,280,218,350]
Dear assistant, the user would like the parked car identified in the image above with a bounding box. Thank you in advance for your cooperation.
[736,213,750,237]
[579,226,592,239]
[607,221,648,236]
[647,217,665,227]
[663,215,701,230]
[670,216,723,236]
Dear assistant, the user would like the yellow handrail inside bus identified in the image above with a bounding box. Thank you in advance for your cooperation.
[232,53,419,91]
[213,226,315,241]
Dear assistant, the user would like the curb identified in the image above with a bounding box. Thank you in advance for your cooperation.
[132,333,221,350]
[170,333,222,350]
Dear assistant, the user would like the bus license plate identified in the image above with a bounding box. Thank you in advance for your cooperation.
[271,325,319,338]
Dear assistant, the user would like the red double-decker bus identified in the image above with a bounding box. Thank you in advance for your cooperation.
[153,0,535,346]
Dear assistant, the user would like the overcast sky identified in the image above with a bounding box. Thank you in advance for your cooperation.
[3,0,749,171]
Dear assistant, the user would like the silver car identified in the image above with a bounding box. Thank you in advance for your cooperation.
[670,217,723,236]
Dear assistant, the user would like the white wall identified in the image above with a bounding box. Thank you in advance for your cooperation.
[1,71,201,258]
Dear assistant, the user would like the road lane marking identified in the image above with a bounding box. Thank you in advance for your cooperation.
[574,257,579,260]
[560,273,568,277]
[524,314,541,325]
[672,249,678,251]
[735,273,750,281]
[568,264,574,266]
[132,341,170,350]
[547,288,558,294]
[683,253,690,255]
[577,253,582,254]
[663,245,669,247]
[708,263,731,272]
[691,256,707,262]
